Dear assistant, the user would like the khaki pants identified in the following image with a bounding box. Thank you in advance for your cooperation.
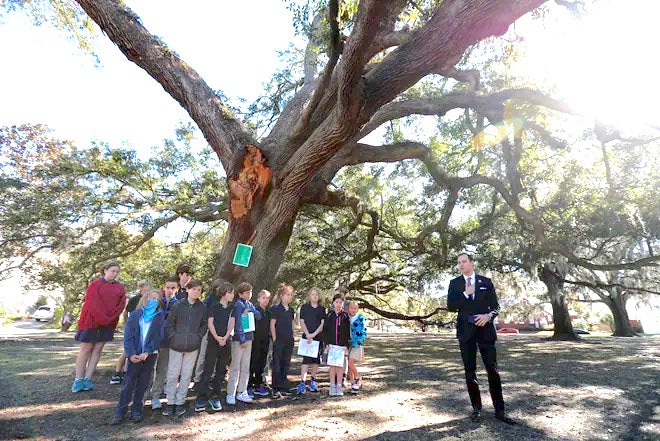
[165,349,198,405]
[193,332,208,382]
[227,341,252,396]
[150,348,169,401]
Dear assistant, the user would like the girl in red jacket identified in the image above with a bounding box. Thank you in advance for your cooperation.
[72,262,126,393]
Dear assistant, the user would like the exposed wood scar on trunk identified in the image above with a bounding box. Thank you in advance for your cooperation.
[228,145,272,219]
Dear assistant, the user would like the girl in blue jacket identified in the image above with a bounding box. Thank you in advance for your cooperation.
[112,289,164,424]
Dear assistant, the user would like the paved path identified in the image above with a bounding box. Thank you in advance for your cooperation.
[0,319,59,338]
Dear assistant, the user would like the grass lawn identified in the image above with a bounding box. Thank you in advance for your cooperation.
[0,331,658,441]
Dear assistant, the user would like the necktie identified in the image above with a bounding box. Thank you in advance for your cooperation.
[467,277,474,300]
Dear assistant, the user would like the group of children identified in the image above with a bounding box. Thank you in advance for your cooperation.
[71,262,368,425]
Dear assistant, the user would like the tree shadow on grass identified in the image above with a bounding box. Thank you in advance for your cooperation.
[354,415,551,441]
[2,332,658,440]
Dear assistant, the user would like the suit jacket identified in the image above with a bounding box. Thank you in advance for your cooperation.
[124,308,164,356]
[447,274,499,343]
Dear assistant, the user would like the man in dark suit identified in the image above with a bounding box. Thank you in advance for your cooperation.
[447,253,515,425]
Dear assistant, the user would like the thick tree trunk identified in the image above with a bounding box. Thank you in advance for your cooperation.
[214,215,296,291]
[603,289,636,337]
[211,146,299,291]
[548,288,577,340]
[540,262,578,341]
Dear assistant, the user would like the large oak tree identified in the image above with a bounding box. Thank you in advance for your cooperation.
[70,0,551,288]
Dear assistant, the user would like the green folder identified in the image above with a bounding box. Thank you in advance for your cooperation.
[233,243,253,267]
[241,312,255,332]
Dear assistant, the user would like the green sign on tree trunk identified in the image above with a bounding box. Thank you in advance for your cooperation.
[232,243,253,267]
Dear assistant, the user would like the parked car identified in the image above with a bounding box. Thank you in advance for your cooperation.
[33,306,55,322]
[496,328,520,334]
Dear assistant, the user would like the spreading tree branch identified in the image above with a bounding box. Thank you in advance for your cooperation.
[353,297,449,325]
[303,13,325,85]
[363,0,548,115]
[358,88,574,139]
[563,278,660,296]
[290,0,342,141]
[75,0,253,171]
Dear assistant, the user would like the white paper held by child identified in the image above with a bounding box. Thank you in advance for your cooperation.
[326,344,346,367]
[297,339,320,358]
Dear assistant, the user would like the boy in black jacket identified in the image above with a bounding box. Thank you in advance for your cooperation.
[163,279,207,417]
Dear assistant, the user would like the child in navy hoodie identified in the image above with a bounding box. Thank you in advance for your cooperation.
[112,289,164,424]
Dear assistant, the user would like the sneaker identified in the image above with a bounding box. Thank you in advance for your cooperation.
[151,398,162,410]
[72,379,85,393]
[296,382,306,395]
[247,387,255,398]
[109,373,123,385]
[253,385,269,397]
[194,399,207,412]
[82,377,95,391]
[281,388,293,396]
[110,414,123,425]
[130,414,142,423]
[209,399,222,411]
[236,391,253,403]
[336,385,344,396]
[161,404,174,416]
[328,383,336,397]
[351,381,360,393]
[309,379,319,393]
[226,394,236,405]
[271,390,282,399]
[175,405,187,417]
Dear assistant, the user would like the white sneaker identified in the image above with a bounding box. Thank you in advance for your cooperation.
[236,391,253,403]
[328,383,336,396]
[226,394,236,405]
[336,385,344,396]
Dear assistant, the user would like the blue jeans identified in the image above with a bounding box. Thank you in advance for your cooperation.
[115,354,157,417]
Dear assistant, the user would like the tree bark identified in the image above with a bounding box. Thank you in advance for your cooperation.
[214,213,297,291]
[539,262,578,341]
[603,288,637,337]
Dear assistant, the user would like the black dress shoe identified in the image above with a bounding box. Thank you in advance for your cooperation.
[471,409,481,422]
[495,411,517,425]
